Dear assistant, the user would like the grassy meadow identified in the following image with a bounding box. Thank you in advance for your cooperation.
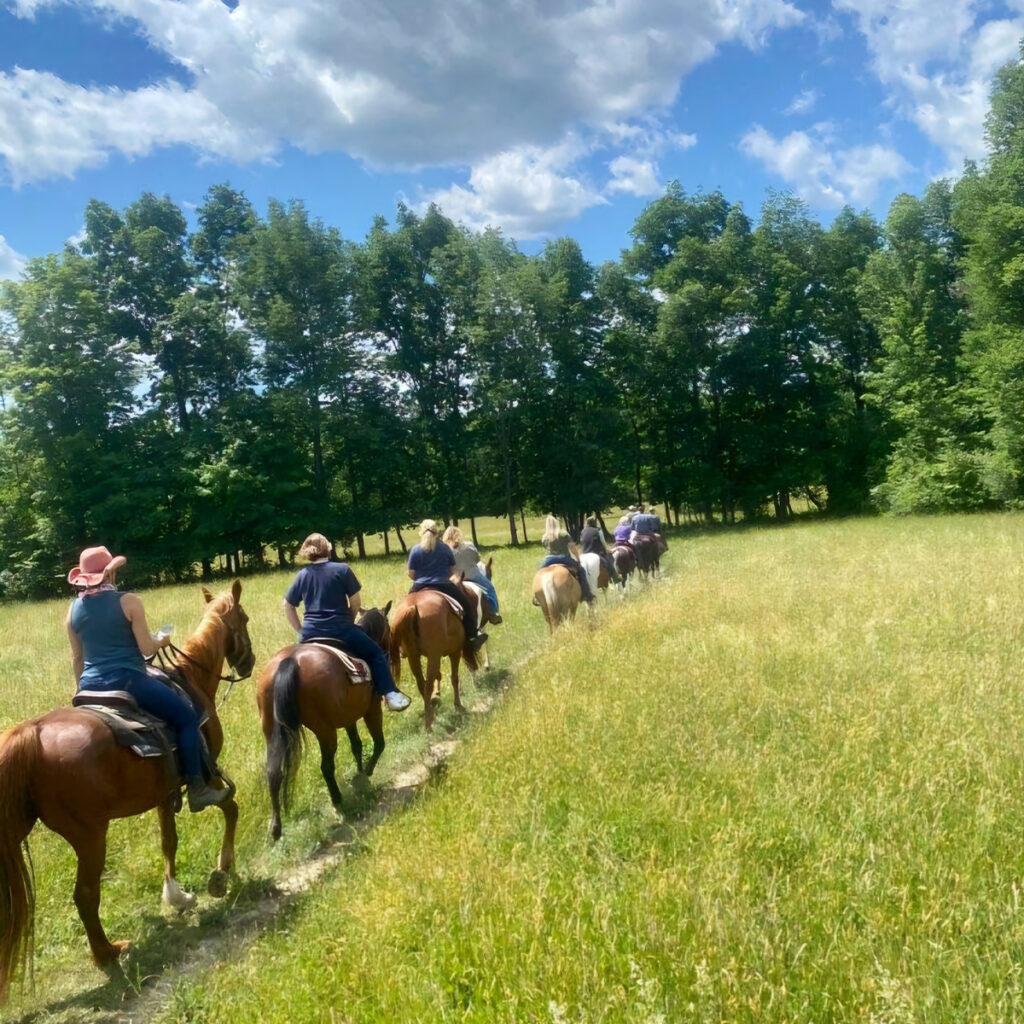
[6,514,1024,1021]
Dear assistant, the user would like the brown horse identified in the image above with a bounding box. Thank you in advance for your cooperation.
[256,605,392,840]
[0,581,254,1004]
[634,536,661,580]
[532,565,582,632]
[612,545,636,588]
[389,588,480,732]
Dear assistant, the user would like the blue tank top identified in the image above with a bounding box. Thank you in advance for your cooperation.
[70,590,146,686]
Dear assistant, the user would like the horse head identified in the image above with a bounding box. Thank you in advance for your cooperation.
[200,579,256,679]
[357,600,392,652]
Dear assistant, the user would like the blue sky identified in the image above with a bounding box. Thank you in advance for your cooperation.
[1,0,1023,280]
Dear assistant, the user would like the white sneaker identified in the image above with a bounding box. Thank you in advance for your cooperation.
[384,690,411,712]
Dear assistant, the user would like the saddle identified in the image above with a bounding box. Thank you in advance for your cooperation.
[432,591,465,619]
[304,639,372,684]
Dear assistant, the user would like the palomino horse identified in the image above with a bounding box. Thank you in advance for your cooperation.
[0,581,254,1003]
[389,588,480,732]
[532,564,582,632]
[633,536,661,580]
[257,604,392,841]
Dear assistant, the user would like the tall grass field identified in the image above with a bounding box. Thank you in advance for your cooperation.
[5,514,1024,1021]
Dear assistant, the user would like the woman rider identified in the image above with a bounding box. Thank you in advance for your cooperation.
[65,545,229,812]
[441,525,501,625]
[407,520,487,650]
[282,532,410,712]
[579,514,622,586]
[539,515,595,604]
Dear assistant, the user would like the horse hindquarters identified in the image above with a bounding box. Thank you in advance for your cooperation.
[0,724,38,1005]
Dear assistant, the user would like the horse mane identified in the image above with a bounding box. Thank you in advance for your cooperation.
[175,591,232,688]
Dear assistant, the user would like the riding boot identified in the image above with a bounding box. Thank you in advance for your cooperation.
[187,776,231,812]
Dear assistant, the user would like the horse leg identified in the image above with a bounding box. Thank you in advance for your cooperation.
[67,824,128,966]
[315,730,345,813]
[426,654,442,706]
[451,653,464,712]
[362,701,386,777]
[209,793,238,896]
[157,800,195,912]
[345,723,364,775]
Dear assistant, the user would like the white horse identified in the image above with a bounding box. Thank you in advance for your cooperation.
[579,552,625,600]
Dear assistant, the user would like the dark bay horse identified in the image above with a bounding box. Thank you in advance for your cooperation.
[0,581,254,1003]
[389,589,479,732]
[612,545,636,588]
[634,536,661,580]
[532,565,581,633]
[257,605,392,840]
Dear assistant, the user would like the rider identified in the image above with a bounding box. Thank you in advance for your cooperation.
[579,514,622,585]
[539,515,595,604]
[442,525,501,625]
[407,520,487,651]
[613,514,634,549]
[65,545,229,812]
[631,504,668,551]
[282,532,410,712]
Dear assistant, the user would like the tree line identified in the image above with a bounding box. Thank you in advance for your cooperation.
[4,49,1024,598]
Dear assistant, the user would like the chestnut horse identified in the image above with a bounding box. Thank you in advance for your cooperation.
[532,565,582,632]
[0,581,254,1004]
[257,605,392,840]
[389,589,480,732]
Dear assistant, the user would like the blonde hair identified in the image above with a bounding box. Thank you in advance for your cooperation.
[541,515,562,546]
[442,525,463,548]
[299,532,331,561]
[418,519,439,553]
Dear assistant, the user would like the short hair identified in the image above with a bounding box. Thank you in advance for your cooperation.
[442,525,463,548]
[299,532,331,560]
[585,515,597,527]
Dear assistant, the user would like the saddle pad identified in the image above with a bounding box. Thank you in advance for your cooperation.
[462,581,486,630]
[434,592,465,619]
[73,703,174,759]
[306,641,373,684]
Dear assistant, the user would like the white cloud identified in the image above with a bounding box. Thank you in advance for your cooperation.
[1,0,801,241]
[606,156,662,197]
[785,88,820,115]
[834,0,1024,169]
[740,124,910,207]
[0,235,26,281]
[419,141,607,238]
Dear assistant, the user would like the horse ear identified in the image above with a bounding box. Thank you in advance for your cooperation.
[201,586,214,603]
[231,578,242,604]
[383,599,392,616]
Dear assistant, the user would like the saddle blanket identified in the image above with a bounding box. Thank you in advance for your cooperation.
[305,640,372,684]
[71,689,175,759]
[433,591,465,619]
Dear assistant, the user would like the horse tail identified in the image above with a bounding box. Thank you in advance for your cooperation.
[388,603,420,684]
[541,570,562,625]
[270,657,304,814]
[0,722,38,1006]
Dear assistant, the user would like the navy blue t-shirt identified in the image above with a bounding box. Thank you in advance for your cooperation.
[284,561,361,640]
[407,542,455,585]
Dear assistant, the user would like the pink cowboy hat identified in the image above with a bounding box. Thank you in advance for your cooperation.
[67,546,127,587]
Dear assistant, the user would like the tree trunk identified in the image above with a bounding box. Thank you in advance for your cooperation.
[394,525,408,553]
[382,531,390,555]
[356,532,366,559]
[277,544,287,567]
[470,517,480,548]
[201,558,212,580]
[519,505,529,544]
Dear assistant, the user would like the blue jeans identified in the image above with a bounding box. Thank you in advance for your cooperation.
[302,620,398,696]
[540,554,594,602]
[81,668,203,778]
[467,573,499,614]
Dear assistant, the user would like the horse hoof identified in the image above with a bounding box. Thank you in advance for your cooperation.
[96,940,132,968]
[162,877,197,912]
[351,773,371,793]
[430,695,441,708]
[269,819,282,842]
[208,869,229,898]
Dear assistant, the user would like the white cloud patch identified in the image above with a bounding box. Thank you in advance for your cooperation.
[834,0,1024,170]
[0,235,26,281]
[606,156,663,197]
[1,0,802,234]
[740,124,909,207]
[785,88,820,115]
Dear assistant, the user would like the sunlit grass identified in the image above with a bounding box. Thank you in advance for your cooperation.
[10,514,1024,1021]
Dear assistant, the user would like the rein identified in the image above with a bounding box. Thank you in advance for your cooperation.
[155,640,251,709]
